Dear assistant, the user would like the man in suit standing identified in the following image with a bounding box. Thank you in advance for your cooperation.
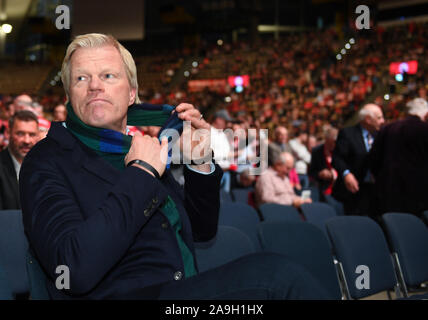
[370,98,428,217]
[308,127,338,200]
[0,110,39,210]
[332,104,384,216]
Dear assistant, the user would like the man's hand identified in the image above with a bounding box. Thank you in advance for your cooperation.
[344,172,359,193]
[125,131,168,177]
[319,169,334,181]
[176,103,212,172]
[292,197,312,208]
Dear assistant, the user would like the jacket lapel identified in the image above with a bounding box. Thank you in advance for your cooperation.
[48,122,119,185]
[355,125,368,153]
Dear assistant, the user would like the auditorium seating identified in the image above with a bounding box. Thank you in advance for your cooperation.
[258,203,301,222]
[195,225,256,273]
[0,64,52,95]
[258,221,342,300]
[381,213,428,298]
[0,210,29,299]
[301,202,337,237]
[231,187,254,204]
[325,216,403,299]
[218,202,262,250]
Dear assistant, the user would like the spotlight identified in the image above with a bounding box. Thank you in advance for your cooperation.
[336,54,342,60]
[345,43,351,50]
[1,24,12,34]
[349,38,355,44]
[235,85,243,93]
[225,96,232,103]
[217,39,223,46]
[184,71,190,77]
[395,74,403,82]
[341,49,346,55]
[192,61,198,68]
[384,94,390,101]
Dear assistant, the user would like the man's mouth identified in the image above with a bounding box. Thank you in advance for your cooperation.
[87,98,110,106]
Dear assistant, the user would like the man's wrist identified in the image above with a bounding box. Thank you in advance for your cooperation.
[131,163,156,178]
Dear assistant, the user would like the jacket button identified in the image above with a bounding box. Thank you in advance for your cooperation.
[144,208,150,217]
[152,197,158,204]
[161,222,168,229]
[173,271,183,281]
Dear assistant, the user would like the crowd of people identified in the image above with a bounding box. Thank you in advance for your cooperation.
[1,22,427,215]
[0,17,427,301]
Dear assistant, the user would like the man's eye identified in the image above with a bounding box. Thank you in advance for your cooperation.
[77,76,86,81]
[105,73,115,79]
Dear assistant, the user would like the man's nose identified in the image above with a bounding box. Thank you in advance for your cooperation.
[88,76,104,91]
[23,134,32,144]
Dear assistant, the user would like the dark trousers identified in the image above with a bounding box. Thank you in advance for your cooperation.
[343,183,376,216]
[120,253,333,300]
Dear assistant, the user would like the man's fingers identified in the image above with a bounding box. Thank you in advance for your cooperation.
[175,103,193,113]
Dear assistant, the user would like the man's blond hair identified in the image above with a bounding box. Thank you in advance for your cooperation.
[61,33,141,103]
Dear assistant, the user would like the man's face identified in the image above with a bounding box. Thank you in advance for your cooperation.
[7,120,39,161]
[69,45,136,133]
[275,128,288,144]
[365,107,385,132]
[13,95,33,112]
[274,157,294,177]
[212,117,226,130]
[53,104,67,122]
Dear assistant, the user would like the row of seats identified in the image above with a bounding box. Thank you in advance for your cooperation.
[221,186,345,216]
[195,202,428,300]
[1,208,427,300]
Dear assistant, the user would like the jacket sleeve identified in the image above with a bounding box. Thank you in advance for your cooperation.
[182,164,223,242]
[332,129,351,177]
[20,154,169,296]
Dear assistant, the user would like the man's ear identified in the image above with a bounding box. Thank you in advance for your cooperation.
[129,88,136,105]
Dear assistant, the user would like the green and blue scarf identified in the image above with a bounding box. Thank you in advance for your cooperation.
[65,102,197,278]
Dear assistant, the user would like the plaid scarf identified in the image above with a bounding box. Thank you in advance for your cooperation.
[65,102,197,278]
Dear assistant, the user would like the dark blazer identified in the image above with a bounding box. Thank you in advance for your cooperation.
[0,148,20,210]
[332,124,372,201]
[370,115,428,216]
[308,144,330,194]
[20,122,222,299]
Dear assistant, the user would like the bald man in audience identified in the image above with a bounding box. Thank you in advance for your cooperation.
[332,103,384,216]
[255,147,312,208]
[11,94,33,114]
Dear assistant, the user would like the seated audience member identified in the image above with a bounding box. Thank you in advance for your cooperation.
[20,33,330,300]
[255,145,312,208]
[0,110,39,209]
[370,98,428,218]
[272,126,293,153]
[53,104,68,122]
[308,127,338,200]
[11,94,33,113]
